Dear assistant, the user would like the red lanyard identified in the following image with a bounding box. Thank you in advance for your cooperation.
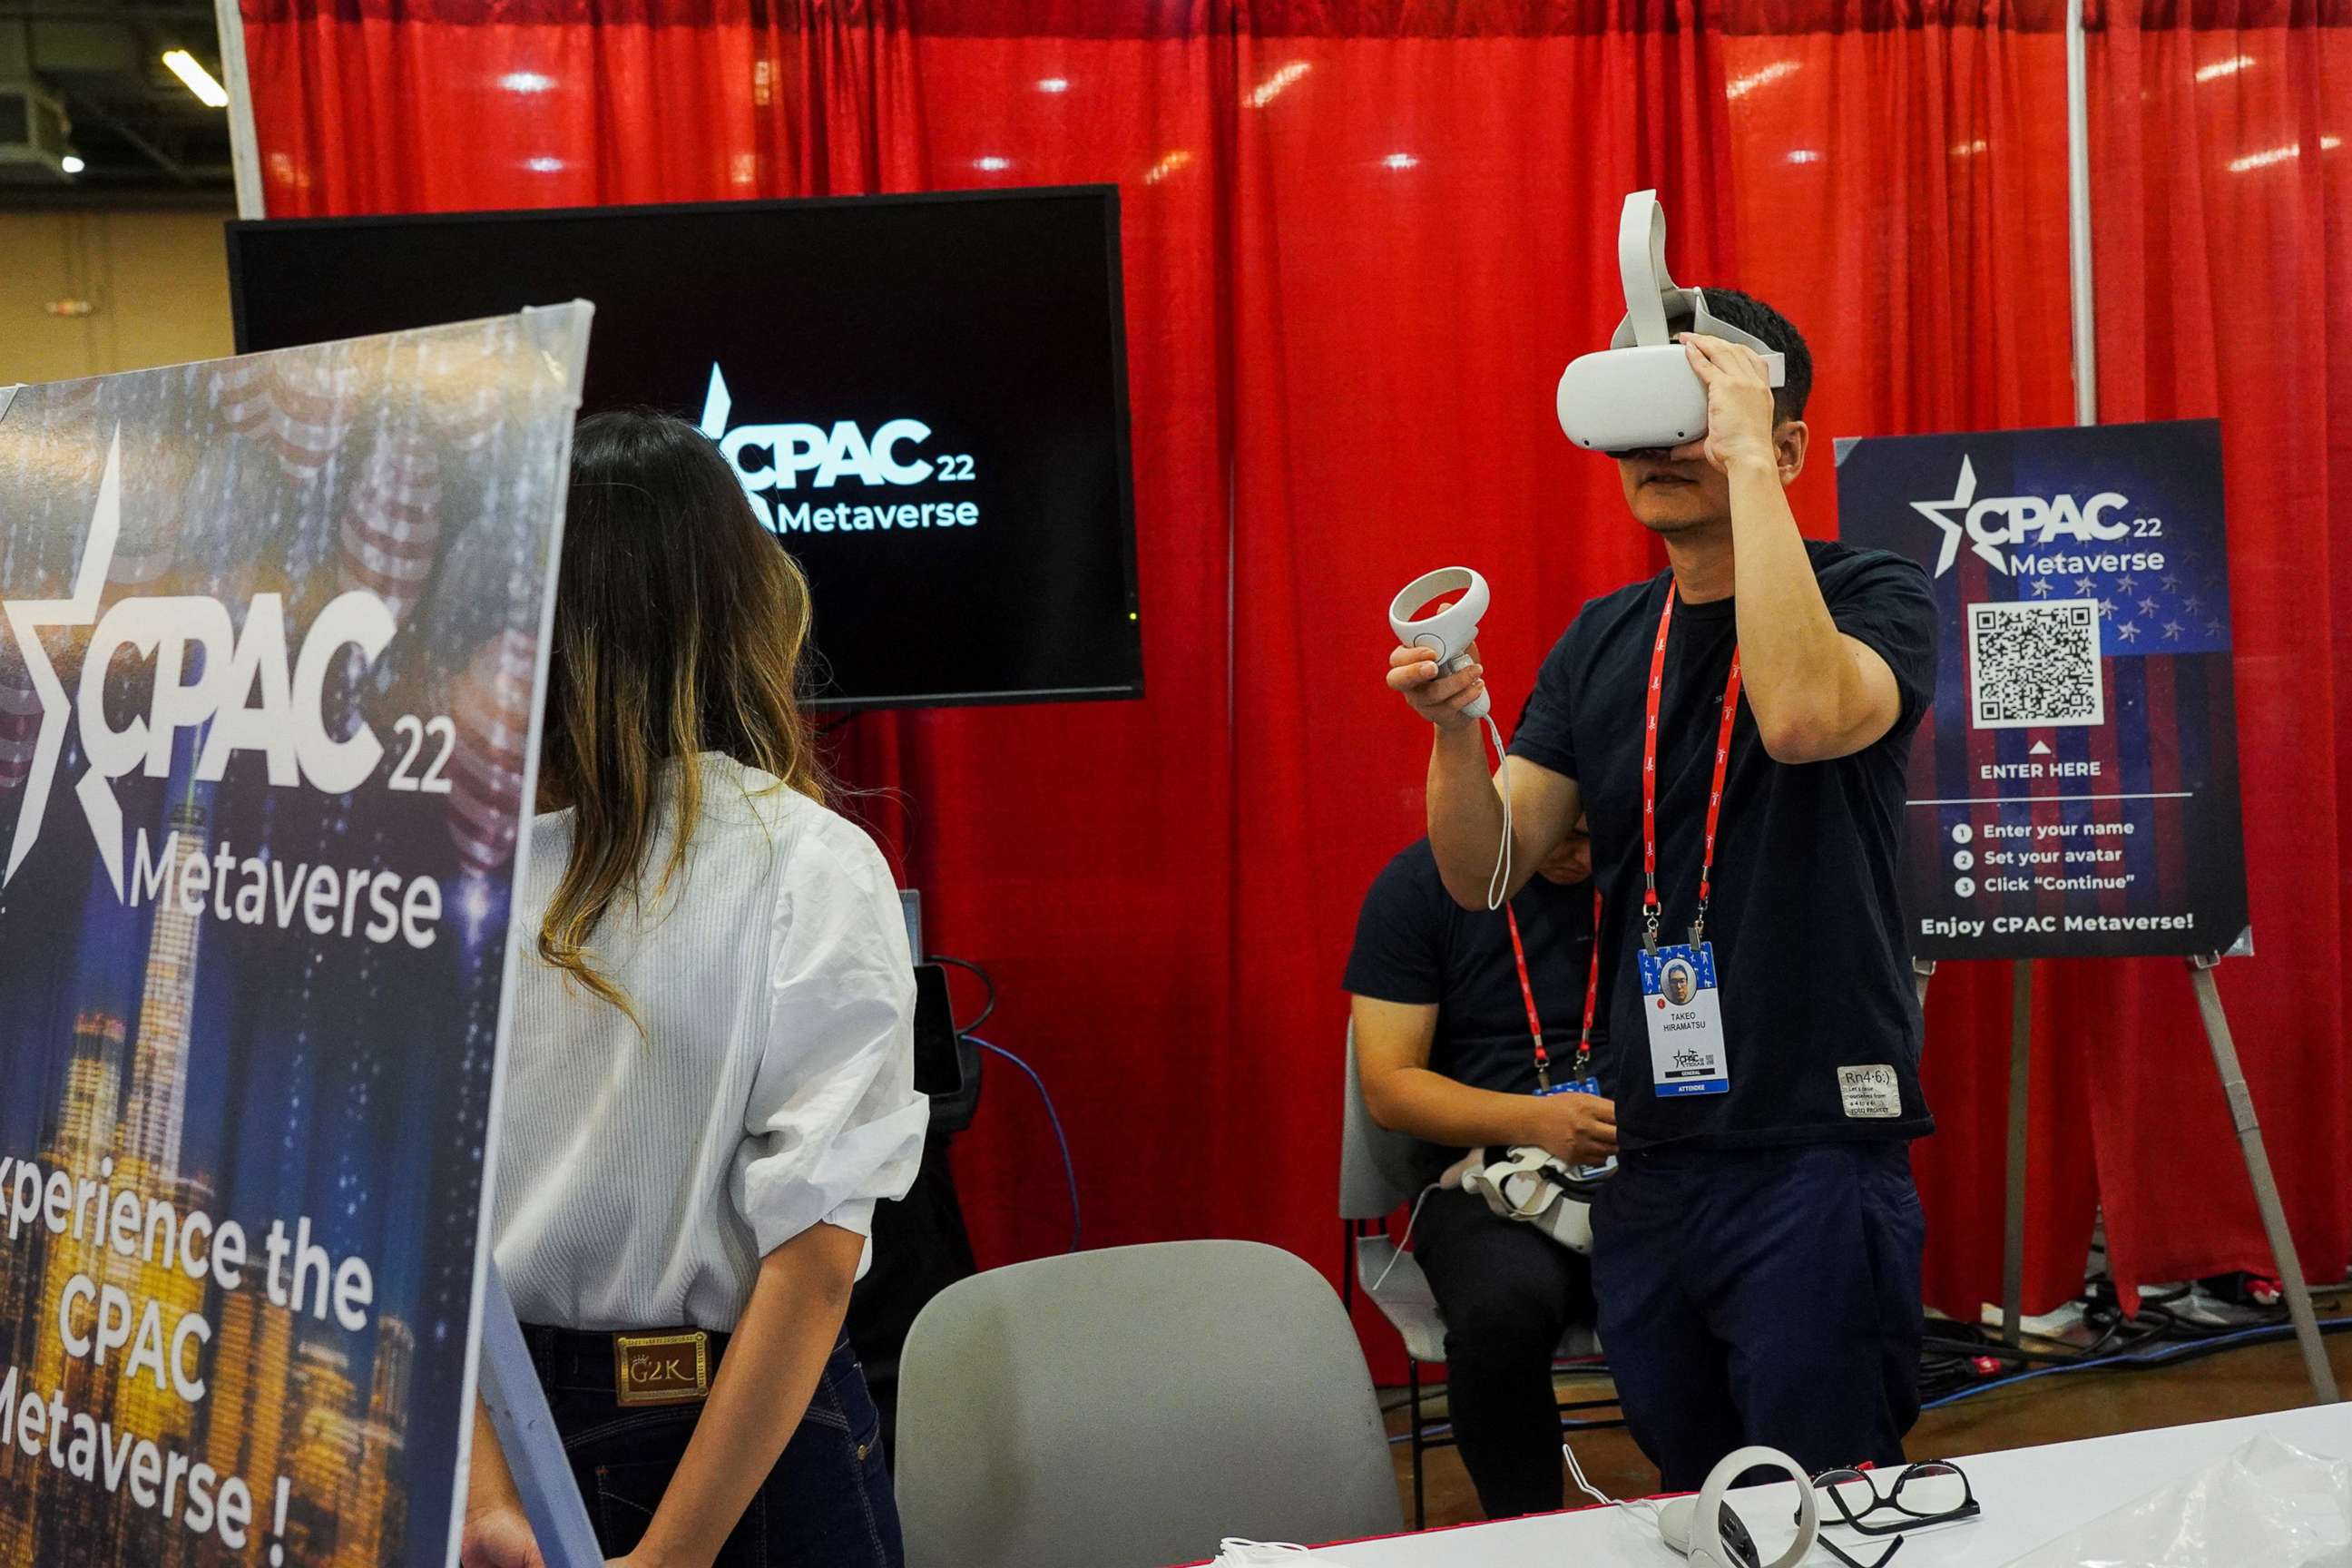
[1642,585,1743,952]
[1504,887,1603,1093]
[1581,885,1602,1049]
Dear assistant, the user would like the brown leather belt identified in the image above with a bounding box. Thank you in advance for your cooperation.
[522,1322,730,1407]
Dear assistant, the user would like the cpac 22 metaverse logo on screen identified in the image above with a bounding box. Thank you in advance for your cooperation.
[697,365,982,537]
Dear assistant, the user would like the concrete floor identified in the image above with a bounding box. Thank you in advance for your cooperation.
[1385,1327,2352,1529]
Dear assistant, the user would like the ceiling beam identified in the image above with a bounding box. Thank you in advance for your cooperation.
[0,5,212,20]
[57,85,194,181]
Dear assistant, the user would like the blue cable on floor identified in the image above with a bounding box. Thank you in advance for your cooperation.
[1920,1314,2352,1411]
[1385,1317,2352,1443]
[968,1035,1081,1254]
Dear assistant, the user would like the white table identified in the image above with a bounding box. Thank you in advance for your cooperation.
[1293,1402,2352,1567]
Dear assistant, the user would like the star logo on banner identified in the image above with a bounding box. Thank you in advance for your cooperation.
[2115,619,2141,642]
[2161,574,2180,592]
[2138,596,2161,617]
[2206,619,2225,635]
[1910,456,1993,575]
[2097,597,2119,618]
[2027,578,2054,598]
[2117,572,2140,594]
[6,432,124,893]
[2162,620,2184,640]
[2073,575,2099,595]
[2182,593,2201,614]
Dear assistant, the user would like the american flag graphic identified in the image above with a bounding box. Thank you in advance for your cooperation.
[1837,419,2249,960]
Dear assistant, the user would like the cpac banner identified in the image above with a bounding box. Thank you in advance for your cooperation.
[1836,419,2250,960]
[0,307,587,1568]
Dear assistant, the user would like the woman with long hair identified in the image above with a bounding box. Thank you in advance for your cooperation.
[461,410,926,1568]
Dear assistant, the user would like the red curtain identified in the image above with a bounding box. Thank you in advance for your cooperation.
[239,0,2352,1343]
[2085,0,2352,1306]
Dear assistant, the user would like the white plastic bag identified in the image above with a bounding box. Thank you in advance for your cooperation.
[1213,1543,1362,1566]
[2004,1435,2352,1568]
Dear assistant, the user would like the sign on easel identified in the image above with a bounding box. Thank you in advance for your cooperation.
[0,308,588,1567]
[1836,418,2249,959]
[1835,418,2335,1408]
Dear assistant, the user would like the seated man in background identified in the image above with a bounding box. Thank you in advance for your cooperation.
[1345,820,1617,1520]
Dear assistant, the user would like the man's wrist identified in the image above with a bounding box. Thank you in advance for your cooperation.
[1723,448,1780,485]
[1435,714,1488,749]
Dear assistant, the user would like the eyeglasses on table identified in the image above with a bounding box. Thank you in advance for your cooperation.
[1788,1459,1979,1566]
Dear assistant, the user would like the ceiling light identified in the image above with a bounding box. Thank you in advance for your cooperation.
[1248,62,1311,109]
[1036,77,1070,93]
[500,72,556,93]
[1383,152,1418,170]
[162,49,230,109]
[2227,144,2298,172]
[975,156,1011,172]
[1726,62,1798,100]
[61,154,85,174]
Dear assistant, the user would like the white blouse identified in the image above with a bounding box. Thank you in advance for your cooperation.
[491,753,927,1333]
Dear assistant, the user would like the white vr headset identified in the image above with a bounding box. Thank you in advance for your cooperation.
[1443,1145,1608,1256]
[1554,190,1787,456]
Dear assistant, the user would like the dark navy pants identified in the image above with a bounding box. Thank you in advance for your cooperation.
[1590,1141,1926,1493]
[541,1333,904,1567]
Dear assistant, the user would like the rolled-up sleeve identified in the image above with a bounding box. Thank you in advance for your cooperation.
[730,815,928,1258]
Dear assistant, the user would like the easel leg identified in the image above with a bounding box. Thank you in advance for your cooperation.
[2188,958,2341,1404]
[2002,961,2034,1348]
[477,1266,605,1566]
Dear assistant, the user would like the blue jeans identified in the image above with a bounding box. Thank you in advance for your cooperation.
[1590,1142,1926,1492]
[544,1334,905,1568]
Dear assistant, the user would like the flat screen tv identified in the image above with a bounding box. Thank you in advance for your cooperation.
[228,187,1142,710]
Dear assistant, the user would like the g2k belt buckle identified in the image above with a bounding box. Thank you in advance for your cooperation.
[613,1331,710,1406]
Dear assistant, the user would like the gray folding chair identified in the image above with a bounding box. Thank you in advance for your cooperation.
[1338,1022,1619,1526]
[894,1240,1401,1568]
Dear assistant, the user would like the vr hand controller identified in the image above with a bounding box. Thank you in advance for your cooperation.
[1389,567,1509,906]
[1388,566,1490,722]
[1554,190,1788,456]
[1657,1447,1820,1568]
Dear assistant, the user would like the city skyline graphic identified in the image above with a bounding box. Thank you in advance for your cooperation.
[0,311,585,1567]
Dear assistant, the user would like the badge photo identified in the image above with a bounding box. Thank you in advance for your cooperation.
[1640,941,1730,1097]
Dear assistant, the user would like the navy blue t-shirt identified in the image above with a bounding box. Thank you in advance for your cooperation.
[1343,838,1601,1102]
[1508,539,1938,1152]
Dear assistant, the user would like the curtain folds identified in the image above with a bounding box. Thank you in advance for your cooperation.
[238,0,2352,1344]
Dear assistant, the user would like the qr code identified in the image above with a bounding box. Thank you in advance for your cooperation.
[1967,599,2104,729]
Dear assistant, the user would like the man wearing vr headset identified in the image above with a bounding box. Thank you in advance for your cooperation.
[1345,816,1610,1519]
[1385,289,1936,1493]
